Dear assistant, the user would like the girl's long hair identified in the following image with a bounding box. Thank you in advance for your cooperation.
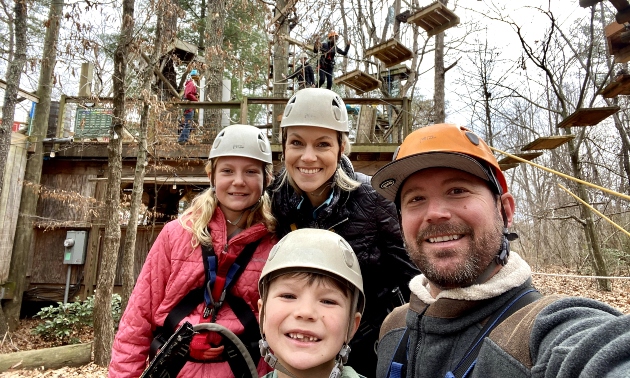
[179,159,276,248]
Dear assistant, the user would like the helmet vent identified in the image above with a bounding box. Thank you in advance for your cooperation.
[466,132,480,146]
[257,134,268,153]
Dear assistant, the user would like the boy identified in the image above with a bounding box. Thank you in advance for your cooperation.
[258,228,366,378]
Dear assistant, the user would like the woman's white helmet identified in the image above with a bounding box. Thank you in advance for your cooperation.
[209,124,272,164]
[280,88,349,132]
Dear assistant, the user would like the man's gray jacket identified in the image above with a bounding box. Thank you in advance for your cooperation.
[376,253,630,377]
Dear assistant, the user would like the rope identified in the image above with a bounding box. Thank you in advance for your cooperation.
[531,272,630,280]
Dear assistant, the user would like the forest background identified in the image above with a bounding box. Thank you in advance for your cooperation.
[0,0,628,373]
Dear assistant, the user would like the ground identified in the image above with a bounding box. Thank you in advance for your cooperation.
[0,267,629,377]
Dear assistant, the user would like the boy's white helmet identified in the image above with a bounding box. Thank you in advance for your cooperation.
[209,124,272,164]
[299,52,309,60]
[280,88,349,132]
[259,228,364,314]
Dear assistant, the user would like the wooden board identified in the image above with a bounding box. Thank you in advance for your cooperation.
[335,70,381,94]
[365,39,413,68]
[498,152,543,165]
[0,133,28,283]
[600,74,630,97]
[521,135,575,151]
[557,106,620,128]
[406,1,460,36]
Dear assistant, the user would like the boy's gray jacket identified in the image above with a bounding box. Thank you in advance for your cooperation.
[376,253,630,378]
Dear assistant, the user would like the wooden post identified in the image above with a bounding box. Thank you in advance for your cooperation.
[240,96,248,124]
[402,96,410,140]
[81,179,105,300]
[79,63,93,97]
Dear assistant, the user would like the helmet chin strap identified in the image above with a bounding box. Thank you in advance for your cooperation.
[258,337,352,378]
[474,204,518,285]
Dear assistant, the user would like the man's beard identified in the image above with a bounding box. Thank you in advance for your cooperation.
[407,214,504,289]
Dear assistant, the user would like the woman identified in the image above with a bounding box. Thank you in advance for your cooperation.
[109,124,276,377]
[270,88,419,377]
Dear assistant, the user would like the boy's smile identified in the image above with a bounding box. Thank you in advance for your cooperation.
[259,274,360,377]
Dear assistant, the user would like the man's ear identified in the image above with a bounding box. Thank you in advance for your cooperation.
[257,299,263,313]
[500,193,516,227]
[347,313,362,340]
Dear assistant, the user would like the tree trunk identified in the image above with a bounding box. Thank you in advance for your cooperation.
[93,0,135,366]
[120,0,167,311]
[2,0,62,331]
[0,0,27,202]
[433,30,446,124]
[272,0,289,143]
[566,137,611,291]
[432,0,448,123]
[203,0,228,141]
[0,0,28,337]
[0,343,92,371]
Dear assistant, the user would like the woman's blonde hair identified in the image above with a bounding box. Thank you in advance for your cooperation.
[278,129,361,195]
[179,158,276,248]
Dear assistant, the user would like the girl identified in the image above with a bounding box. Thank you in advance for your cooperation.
[109,124,276,377]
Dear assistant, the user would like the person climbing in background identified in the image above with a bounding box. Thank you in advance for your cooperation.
[178,69,200,144]
[109,124,277,378]
[314,31,350,90]
[284,52,315,90]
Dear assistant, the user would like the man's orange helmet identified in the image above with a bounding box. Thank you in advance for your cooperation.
[371,123,508,202]
[328,30,338,38]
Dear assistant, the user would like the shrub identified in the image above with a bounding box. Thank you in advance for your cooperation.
[33,294,122,345]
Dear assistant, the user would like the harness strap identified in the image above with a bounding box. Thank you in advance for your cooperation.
[446,287,541,378]
[149,240,263,372]
[201,241,260,321]
[386,287,541,378]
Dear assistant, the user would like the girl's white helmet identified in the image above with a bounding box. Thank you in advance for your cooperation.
[280,88,349,132]
[209,124,272,164]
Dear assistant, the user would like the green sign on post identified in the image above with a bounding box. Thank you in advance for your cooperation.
[74,107,113,138]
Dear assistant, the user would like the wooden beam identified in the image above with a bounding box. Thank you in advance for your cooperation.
[272,0,298,25]
[140,52,181,98]
[0,78,39,103]
[282,35,314,52]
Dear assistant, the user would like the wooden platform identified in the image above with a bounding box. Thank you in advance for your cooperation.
[365,39,413,68]
[406,1,460,37]
[335,70,381,94]
[604,21,630,63]
[521,135,575,151]
[600,74,630,97]
[498,152,543,165]
[164,38,199,63]
[557,106,620,128]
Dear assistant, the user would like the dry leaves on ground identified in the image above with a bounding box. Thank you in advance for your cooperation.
[1,267,629,377]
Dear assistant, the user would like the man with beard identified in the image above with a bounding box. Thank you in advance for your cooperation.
[370,123,630,378]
